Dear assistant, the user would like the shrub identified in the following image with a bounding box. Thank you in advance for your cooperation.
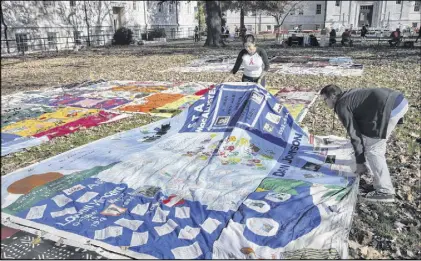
[140,29,167,41]
[149,28,167,39]
[112,27,133,45]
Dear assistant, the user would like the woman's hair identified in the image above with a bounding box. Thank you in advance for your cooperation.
[243,34,255,44]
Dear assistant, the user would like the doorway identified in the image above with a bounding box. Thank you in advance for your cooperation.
[358,5,373,27]
[113,7,123,32]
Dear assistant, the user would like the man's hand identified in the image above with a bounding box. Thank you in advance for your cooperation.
[355,163,369,175]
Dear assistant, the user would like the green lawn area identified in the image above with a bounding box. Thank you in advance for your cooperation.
[1,41,420,259]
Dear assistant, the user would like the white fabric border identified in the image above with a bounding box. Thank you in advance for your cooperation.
[1,213,156,259]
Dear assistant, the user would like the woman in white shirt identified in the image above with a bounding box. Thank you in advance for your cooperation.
[225,35,270,86]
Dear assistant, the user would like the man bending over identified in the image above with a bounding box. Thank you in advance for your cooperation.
[320,85,408,203]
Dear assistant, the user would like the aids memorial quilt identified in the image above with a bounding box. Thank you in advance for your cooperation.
[165,55,363,76]
[1,83,357,259]
[269,56,364,76]
[165,55,240,73]
[273,87,318,123]
[0,81,215,155]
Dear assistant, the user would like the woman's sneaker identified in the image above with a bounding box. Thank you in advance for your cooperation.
[362,191,395,203]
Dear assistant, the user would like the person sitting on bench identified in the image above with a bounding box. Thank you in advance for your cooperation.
[341,29,353,46]
[289,34,300,46]
[309,34,319,47]
[388,28,401,47]
[329,29,337,46]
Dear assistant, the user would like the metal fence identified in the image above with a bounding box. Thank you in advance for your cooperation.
[2,30,418,55]
[1,34,114,55]
[145,27,195,41]
[1,28,197,55]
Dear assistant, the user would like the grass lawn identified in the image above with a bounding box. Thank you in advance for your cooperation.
[1,40,420,259]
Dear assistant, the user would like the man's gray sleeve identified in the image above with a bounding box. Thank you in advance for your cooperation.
[336,106,366,164]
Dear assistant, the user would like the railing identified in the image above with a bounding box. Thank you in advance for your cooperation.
[0,29,197,55]
[144,27,195,41]
[1,34,114,55]
[2,31,418,55]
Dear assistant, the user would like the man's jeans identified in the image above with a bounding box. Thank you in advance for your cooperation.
[362,98,409,195]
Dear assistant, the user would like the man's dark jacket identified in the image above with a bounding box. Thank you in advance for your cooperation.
[334,88,401,164]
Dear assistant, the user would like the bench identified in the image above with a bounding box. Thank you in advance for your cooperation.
[403,41,415,47]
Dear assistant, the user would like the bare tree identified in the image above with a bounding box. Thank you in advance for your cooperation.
[1,1,116,52]
[54,1,112,39]
[254,1,303,41]
[221,1,257,37]
[0,1,9,53]
[1,1,47,53]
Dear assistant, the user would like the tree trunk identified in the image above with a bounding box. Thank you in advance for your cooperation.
[276,2,300,42]
[84,1,90,47]
[274,16,281,42]
[203,0,223,47]
[323,0,327,29]
[240,8,244,30]
[175,1,179,35]
[0,3,9,53]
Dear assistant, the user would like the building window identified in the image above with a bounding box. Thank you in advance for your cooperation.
[158,3,162,12]
[133,1,136,10]
[247,25,252,32]
[315,24,320,30]
[299,9,304,15]
[134,29,141,38]
[73,31,82,45]
[187,2,191,14]
[96,30,105,45]
[413,22,418,28]
[267,25,272,31]
[43,1,54,7]
[316,4,322,14]
[15,33,29,52]
[47,32,58,49]
[396,1,401,4]
[169,3,173,13]
[335,1,340,7]
[415,1,420,11]
[69,1,76,7]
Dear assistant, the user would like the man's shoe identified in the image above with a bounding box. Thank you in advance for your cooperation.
[359,174,374,193]
[359,183,374,193]
[362,191,395,203]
